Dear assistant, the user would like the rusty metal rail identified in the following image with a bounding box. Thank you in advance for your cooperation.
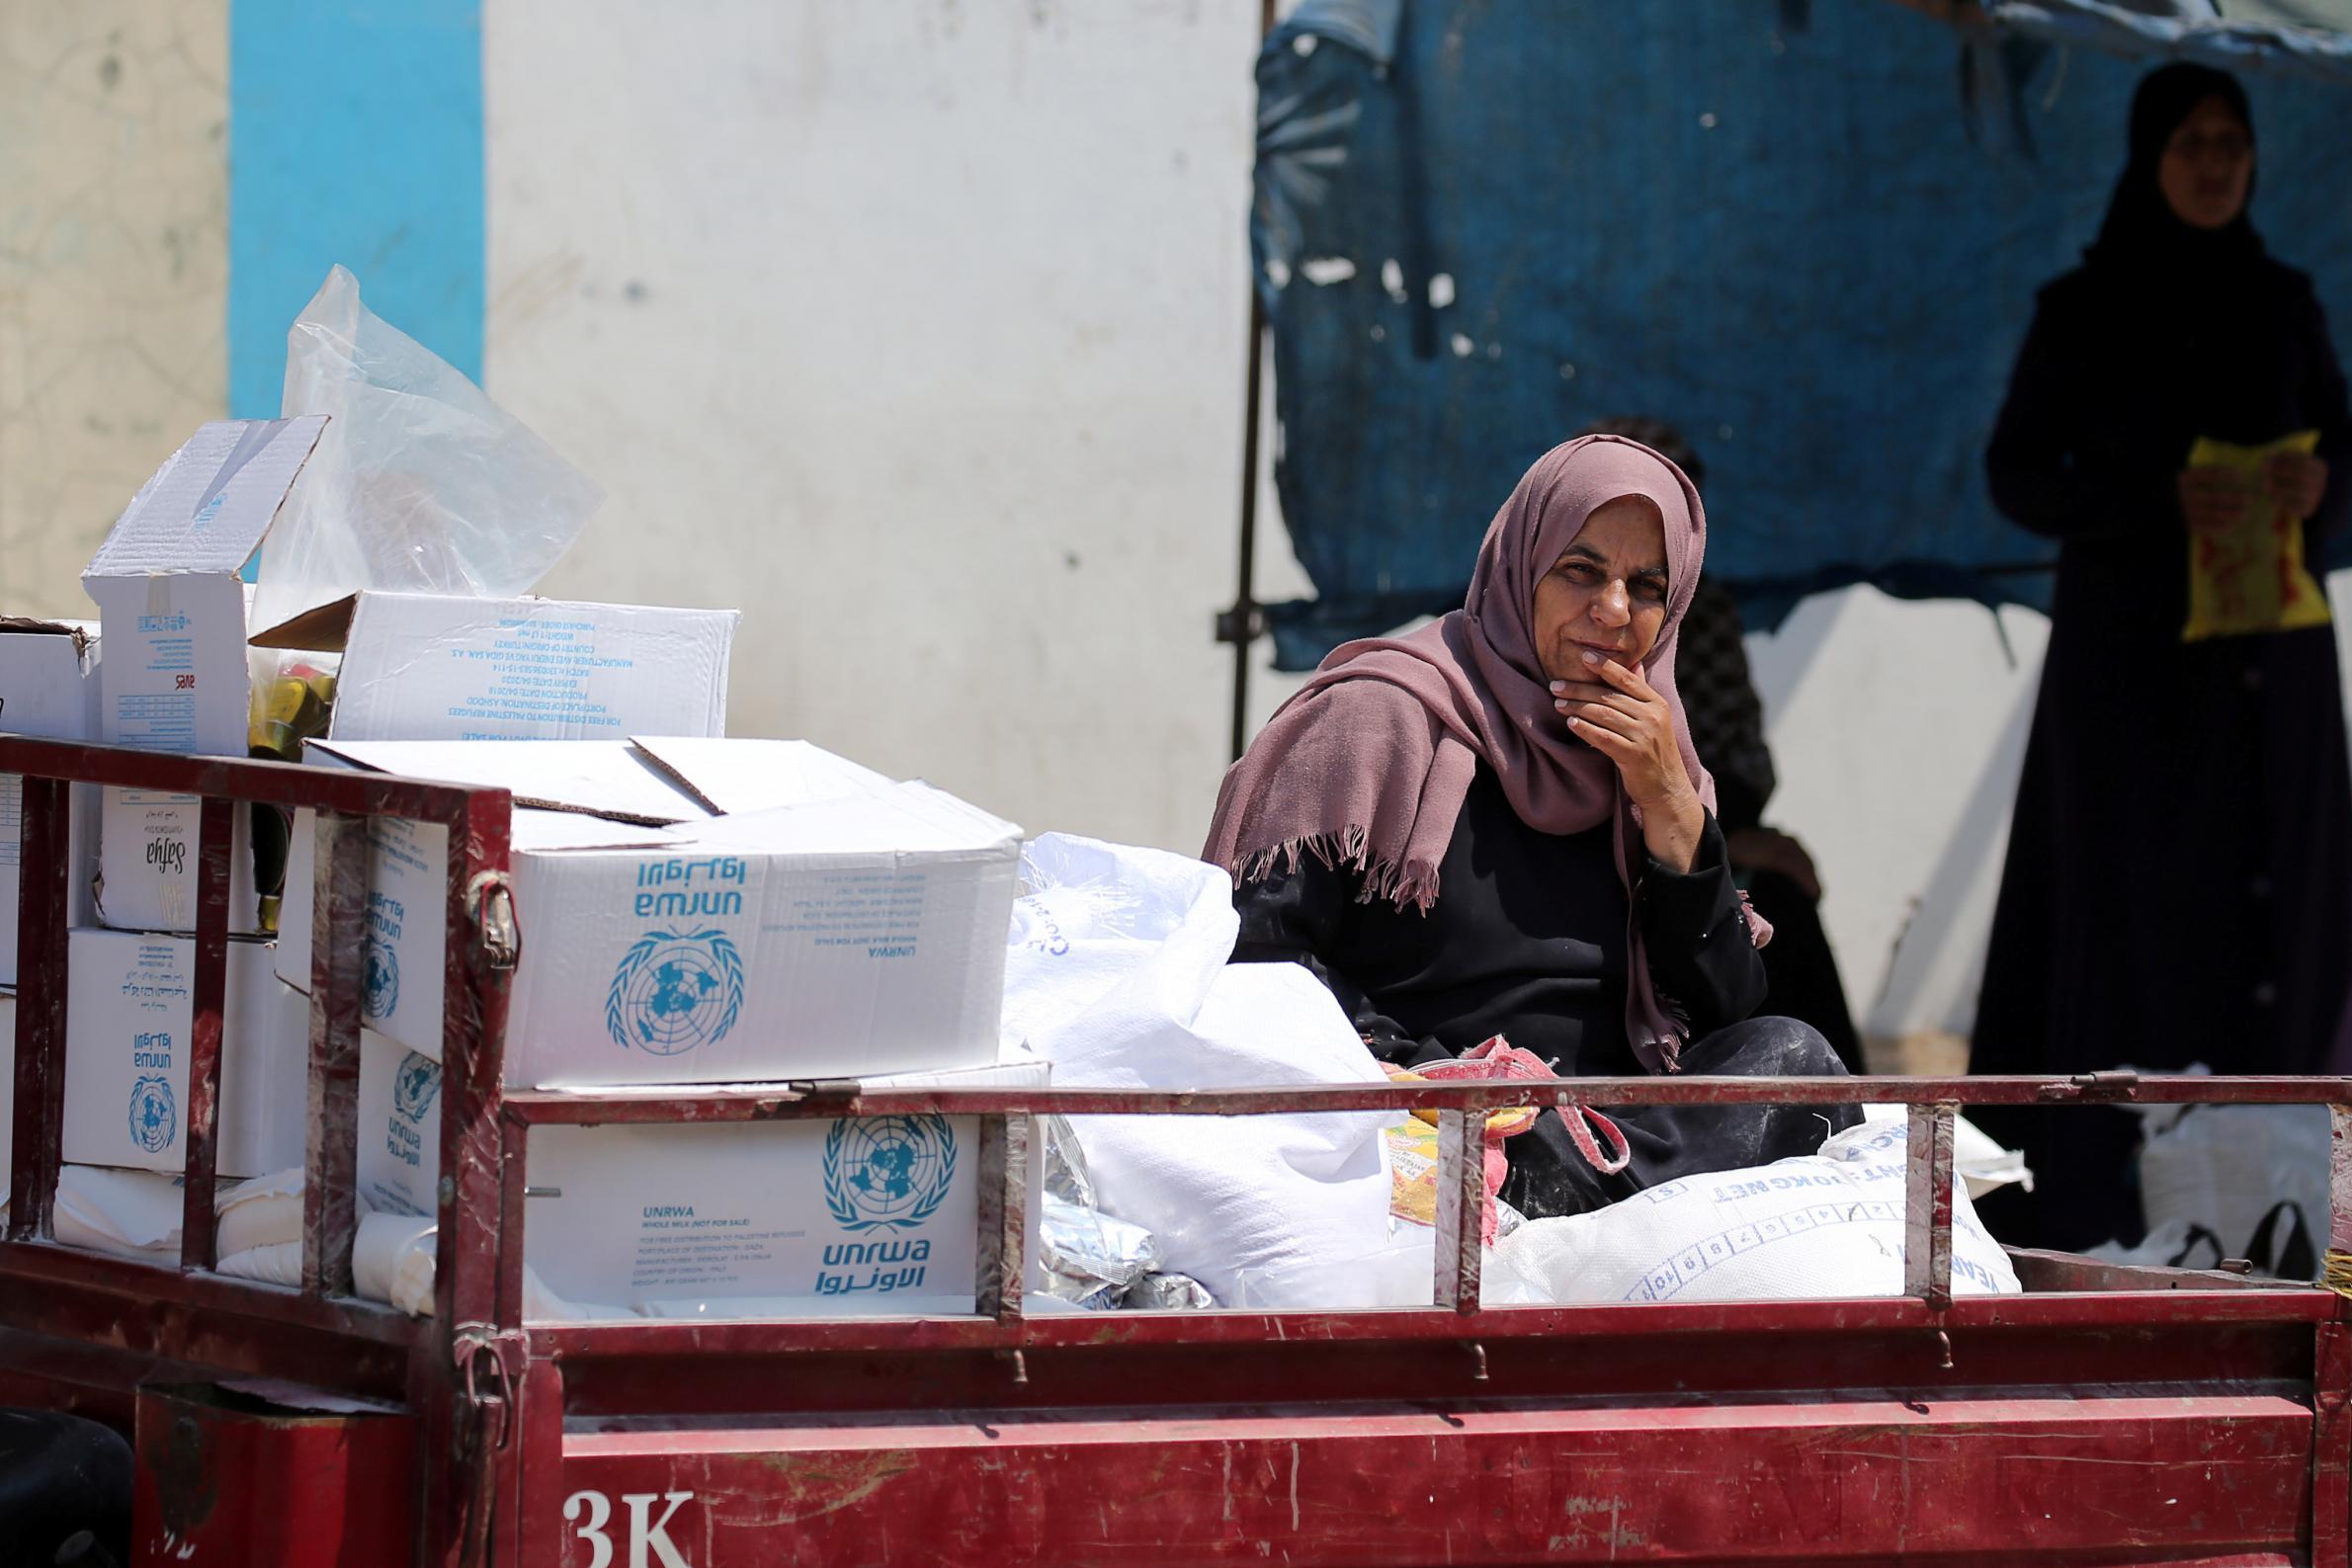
[1,735,517,1556]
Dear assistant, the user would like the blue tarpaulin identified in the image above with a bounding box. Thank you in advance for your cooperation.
[1252,0,2352,669]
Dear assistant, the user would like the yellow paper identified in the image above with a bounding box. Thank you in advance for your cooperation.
[2181,430,2329,643]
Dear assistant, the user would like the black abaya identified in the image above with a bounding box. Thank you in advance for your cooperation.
[1232,763,1856,1218]
[1971,73,2352,1249]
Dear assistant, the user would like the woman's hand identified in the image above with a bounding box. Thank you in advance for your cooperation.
[1553,652,1704,871]
[2179,465,2251,535]
[2264,452,2328,521]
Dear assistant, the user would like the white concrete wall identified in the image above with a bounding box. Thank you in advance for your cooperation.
[485,0,1267,860]
[0,4,228,619]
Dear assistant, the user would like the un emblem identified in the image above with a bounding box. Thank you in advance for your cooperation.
[605,928,745,1057]
[822,1114,959,1232]
[127,1074,177,1154]
[363,940,399,1022]
[392,1051,440,1123]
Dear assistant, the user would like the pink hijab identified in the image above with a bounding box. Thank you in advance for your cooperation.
[1205,433,1762,1072]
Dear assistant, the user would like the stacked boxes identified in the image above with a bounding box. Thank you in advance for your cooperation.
[29,416,1031,1318]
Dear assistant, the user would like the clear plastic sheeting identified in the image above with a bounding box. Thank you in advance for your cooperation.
[252,265,603,630]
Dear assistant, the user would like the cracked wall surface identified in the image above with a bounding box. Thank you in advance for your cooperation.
[0,4,228,619]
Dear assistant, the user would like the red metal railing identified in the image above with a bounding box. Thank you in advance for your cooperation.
[6,735,2351,1568]
[2,735,517,1558]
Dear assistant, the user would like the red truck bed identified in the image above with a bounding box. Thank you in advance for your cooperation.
[3,736,2347,1567]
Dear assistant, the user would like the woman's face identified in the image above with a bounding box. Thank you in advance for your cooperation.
[1531,494,1669,688]
[2159,96,2253,231]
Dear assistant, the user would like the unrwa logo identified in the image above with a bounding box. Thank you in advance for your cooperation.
[363,940,399,1021]
[127,1074,176,1154]
[605,929,745,1057]
[392,1051,440,1123]
[822,1114,959,1232]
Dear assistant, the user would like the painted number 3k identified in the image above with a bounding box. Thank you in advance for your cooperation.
[564,1490,694,1568]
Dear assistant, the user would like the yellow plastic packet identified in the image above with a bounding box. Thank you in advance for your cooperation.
[2182,430,2329,643]
[1381,1064,1538,1228]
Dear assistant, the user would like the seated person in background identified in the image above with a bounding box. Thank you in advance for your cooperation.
[1206,434,1855,1220]
[1576,418,1866,1074]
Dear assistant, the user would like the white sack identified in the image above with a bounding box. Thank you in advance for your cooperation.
[1006,834,1394,1308]
[2130,1100,2331,1276]
[214,1165,312,1259]
[209,1168,439,1314]
[54,1165,189,1261]
[355,1210,439,1316]
[216,1241,303,1287]
[1492,1117,2022,1304]
[1860,1105,2035,1198]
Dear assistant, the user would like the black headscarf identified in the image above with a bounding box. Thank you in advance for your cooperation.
[2085,62,2265,288]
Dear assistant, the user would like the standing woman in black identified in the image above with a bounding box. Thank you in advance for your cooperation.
[1972,63,2352,1251]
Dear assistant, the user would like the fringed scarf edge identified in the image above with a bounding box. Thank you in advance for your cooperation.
[1230,826,1443,914]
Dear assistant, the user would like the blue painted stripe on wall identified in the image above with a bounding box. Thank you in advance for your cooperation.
[227,0,485,420]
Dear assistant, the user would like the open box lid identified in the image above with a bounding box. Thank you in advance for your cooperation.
[308,739,715,827]
[83,417,328,581]
[246,592,368,651]
[630,736,898,817]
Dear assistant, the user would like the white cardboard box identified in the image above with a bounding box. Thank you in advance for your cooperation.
[285,740,1017,1090]
[61,931,307,1178]
[83,420,328,761]
[82,419,327,937]
[523,1055,1048,1317]
[358,1028,443,1217]
[275,741,708,1032]
[500,782,1019,1089]
[0,619,103,985]
[252,591,738,745]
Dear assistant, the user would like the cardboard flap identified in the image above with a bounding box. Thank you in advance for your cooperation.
[513,807,673,853]
[630,736,896,816]
[308,739,714,825]
[85,417,328,579]
[248,594,360,652]
[0,617,94,653]
[663,780,1021,858]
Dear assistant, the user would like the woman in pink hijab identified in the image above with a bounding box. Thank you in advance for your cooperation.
[1207,434,1853,1217]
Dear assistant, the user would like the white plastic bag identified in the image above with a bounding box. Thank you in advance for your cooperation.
[1491,1117,2022,1304]
[2127,1098,2330,1278]
[252,265,603,630]
[1006,834,1395,1308]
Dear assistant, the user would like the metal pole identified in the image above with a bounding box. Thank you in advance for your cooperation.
[1220,0,1281,765]
[1227,292,1268,763]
